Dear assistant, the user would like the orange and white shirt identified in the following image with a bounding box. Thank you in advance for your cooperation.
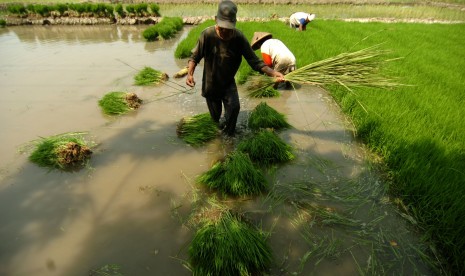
[260,39,296,74]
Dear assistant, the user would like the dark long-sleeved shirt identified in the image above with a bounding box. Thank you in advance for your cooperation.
[189,26,266,98]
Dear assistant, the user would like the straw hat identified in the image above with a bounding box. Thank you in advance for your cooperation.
[250,32,272,50]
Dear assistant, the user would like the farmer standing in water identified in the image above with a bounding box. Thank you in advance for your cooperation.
[185,0,284,137]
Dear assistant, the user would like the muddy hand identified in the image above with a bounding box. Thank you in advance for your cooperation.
[186,74,195,88]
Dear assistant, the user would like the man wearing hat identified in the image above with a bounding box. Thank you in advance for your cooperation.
[289,12,316,31]
[250,32,296,76]
[186,0,284,137]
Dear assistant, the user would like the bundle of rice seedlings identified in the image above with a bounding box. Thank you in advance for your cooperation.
[98,92,142,115]
[28,132,93,170]
[189,208,272,276]
[246,74,280,98]
[196,151,267,196]
[237,129,295,167]
[248,102,291,131]
[173,67,188,78]
[134,66,168,86]
[176,113,218,146]
[253,44,403,91]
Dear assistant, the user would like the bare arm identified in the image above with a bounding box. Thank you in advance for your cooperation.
[261,66,284,82]
[186,60,196,87]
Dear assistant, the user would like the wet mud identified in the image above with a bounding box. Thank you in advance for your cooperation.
[0,25,433,275]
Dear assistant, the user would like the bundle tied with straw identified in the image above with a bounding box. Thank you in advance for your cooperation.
[176,113,219,147]
[196,151,267,196]
[98,91,142,115]
[134,66,168,86]
[248,44,403,96]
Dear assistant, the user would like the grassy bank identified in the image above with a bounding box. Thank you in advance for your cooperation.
[176,19,465,274]
[1,1,465,22]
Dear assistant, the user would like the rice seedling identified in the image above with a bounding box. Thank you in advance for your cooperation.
[188,208,272,276]
[252,44,403,93]
[246,74,280,98]
[176,113,218,147]
[134,66,168,86]
[196,151,267,197]
[28,132,93,170]
[237,129,295,167]
[248,102,291,131]
[98,91,142,115]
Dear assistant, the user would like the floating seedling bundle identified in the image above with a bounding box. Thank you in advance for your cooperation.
[134,66,168,86]
[98,92,142,115]
[248,102,291,131]
[189,208,272,275]
[28,132,93,170]
[176,113,218,146]
[196,151,267,196]
[237,129,295,167]
[251,44,403,92]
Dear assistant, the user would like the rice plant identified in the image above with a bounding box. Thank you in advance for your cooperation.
[196,151,267,197]
[189,208,272,276]
[248,102,291,131]
[246,74,280,98]
[176,113,218,147]
[142,17,183,41]
[134,66,168,86]
[252,44,403,92]
[237,129,295,167]
[28,132,93,170]
[98,92,142,115]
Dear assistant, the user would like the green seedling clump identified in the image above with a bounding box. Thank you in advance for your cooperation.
[143,17,183,41]
[134,66,168,86]
[29,133,93,170]
[237,129,295,167]
[248,102,291,131]
[197,151,267,196]
[189,209,272,275]
[98,92,142,115]
[176,113,218,147]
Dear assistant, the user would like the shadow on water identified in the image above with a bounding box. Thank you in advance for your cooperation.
[0,25,435,275]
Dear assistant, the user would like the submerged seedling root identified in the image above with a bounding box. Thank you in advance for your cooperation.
[125,92,142,109]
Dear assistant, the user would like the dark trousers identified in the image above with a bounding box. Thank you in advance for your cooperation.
[205,84,240,136]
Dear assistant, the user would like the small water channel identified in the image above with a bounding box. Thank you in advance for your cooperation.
[0,25,432,275]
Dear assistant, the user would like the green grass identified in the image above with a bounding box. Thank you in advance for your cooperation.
[196,151,267,197]
[176,19,465,273]
[188,208,272,275]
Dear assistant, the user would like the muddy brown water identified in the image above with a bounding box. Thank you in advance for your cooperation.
[0,25,432,275]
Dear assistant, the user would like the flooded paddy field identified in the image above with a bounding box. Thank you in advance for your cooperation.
[0,25,433,275]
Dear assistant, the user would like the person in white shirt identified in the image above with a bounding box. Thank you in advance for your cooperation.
[250,32,296,75]
[289,12,316,31]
